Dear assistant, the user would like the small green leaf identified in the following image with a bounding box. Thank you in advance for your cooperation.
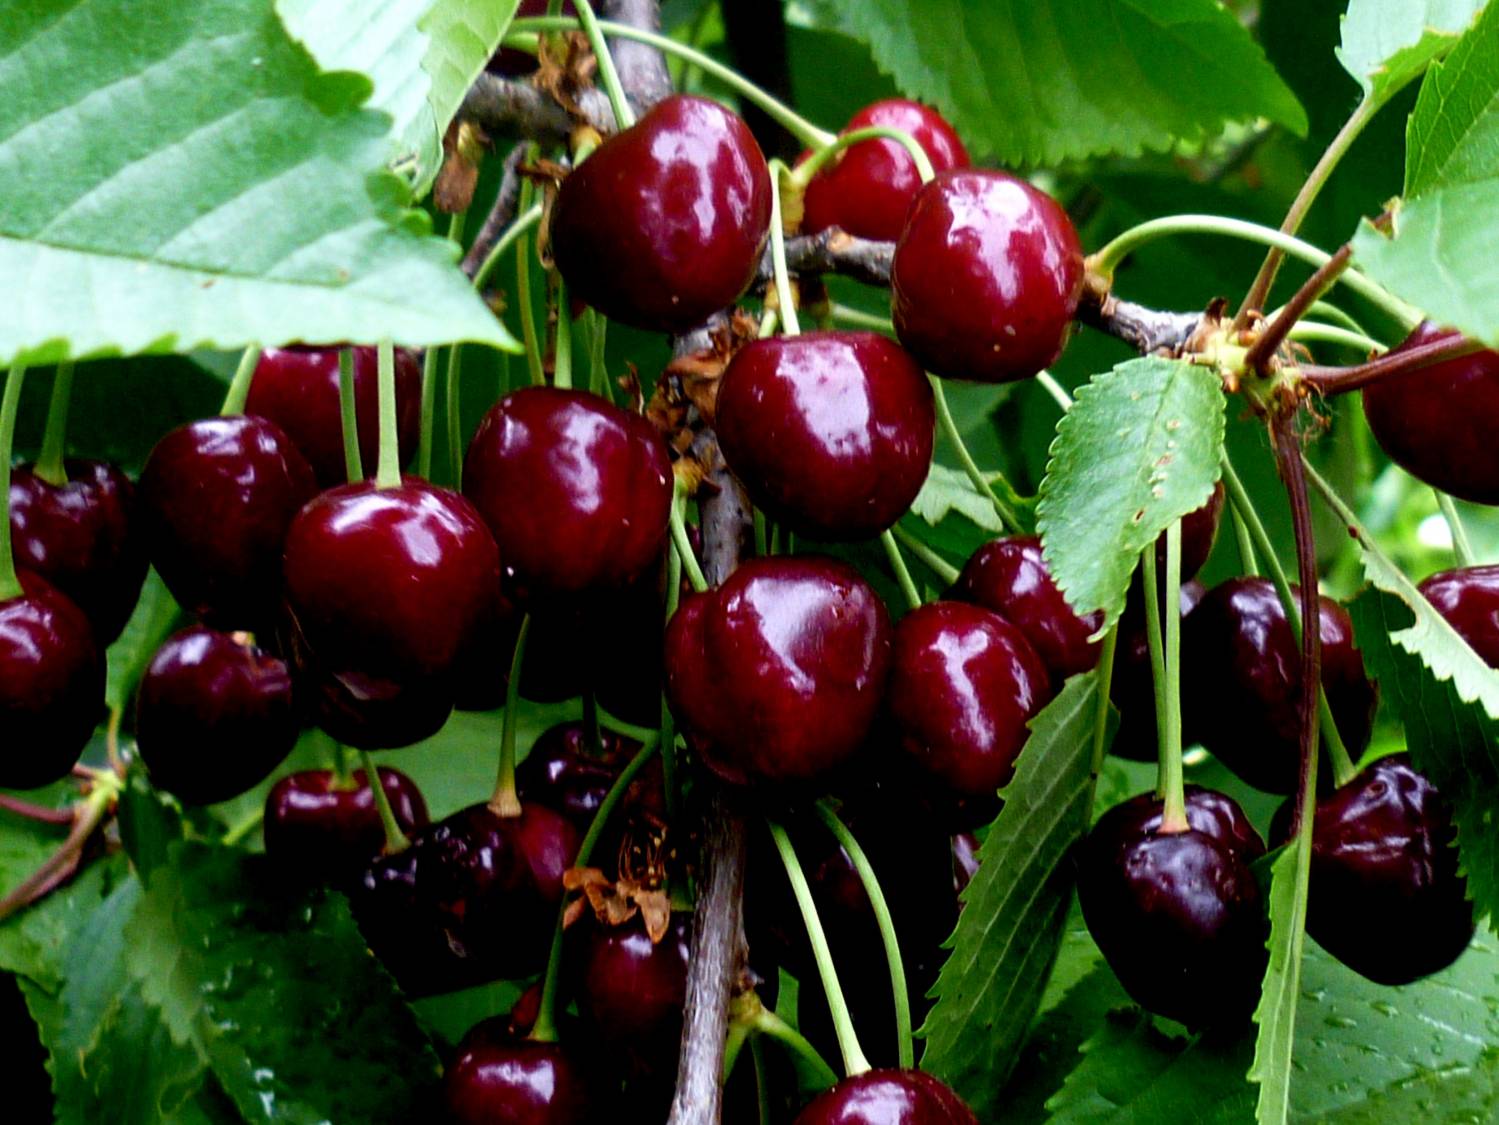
[105,569,180,713]
[0,826,121,992]
[1337,0,1484,106]
[908,463,1010,534]
[1406,0,1499,196]
[1249,834,1312,1125]
[1037,357,1225,633]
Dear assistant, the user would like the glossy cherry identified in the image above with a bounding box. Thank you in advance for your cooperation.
[1305,754,1473,984]
[443,1026,593,1125]
[1363,323,1499,504]
[1182,578,1377,794]
[1418,564,1499,665]
[573,912,692,1078]
[515,721,642,832]
[664,556,891,787]
[8,460,147,642]
[1078,787,1268,1028]
[134,625,298,805]
[262,767,428,886]
[245,345,421,487]
[795,1069,979,1125]
[715,331,935,541]
[801,99,970,243]
[887,600,1050,827]
[138,416,316,627]
[951,832,980,896]
[891,169,1084,383]
[463,387,673,601]
[551,94,771,333]
[1110,579,1207,762]
[0,573,104,789]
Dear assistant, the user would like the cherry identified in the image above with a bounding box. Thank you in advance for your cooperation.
[664,556,891,787]
[463,387,673,602]
[262,767,428,886]
[715,331,935,541]
[1417,564,1499,665]
[801,99,970,243]
[1181,578,1377,794]
[134,625,298,805]
[890,169,1084,384]
[245,345,421,487]
[1077,787,1267,1028]
[1304,754,1473,984]
[1362,323,1499,504]
[8,460,147,642]
[138,416,316,628]
[443,1030,593,1125]
[795,1068,979,1124]
[0,573,104,789]
[572,913,692,1078]
[515,721,642,832]
[551,94,771,333]
[1109,579,1207,762]
[886,601,1050,828]
[951,536,1101,686]
[951,832,980,896]
[486,0,577,76]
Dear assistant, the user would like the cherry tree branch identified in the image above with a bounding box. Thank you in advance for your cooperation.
[460,73,617,141]
[758,228,895,289]
[461,144,529,280]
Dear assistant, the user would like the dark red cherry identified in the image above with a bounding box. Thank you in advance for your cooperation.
[486,0,577,76]
[463,387,672,601]
[1077,788,1267,1028]
[444,1029,593,1125]
[0,573,104,789]
[134,625,297,805]
[664,556,892,787]
[138,416,316,628]
[573,913,692,1077]
[801,99,970,243]
[1110,579,1207,762]
[952,536,1101,686]
[262,767,428,885]
[551,94,771,333]
[887,601,1050,828]
[515,721,641,832]
[245,345,421,487]
[1418,564,1499,665]
[1305,754,1473,984]
[891,169,1083,384]
[1363,323,1499,504]
[1182,578,1376,794]
[951,833,980,896]
[715,332,935,541]
[795,1068,979,1125]
[8,460,147,642]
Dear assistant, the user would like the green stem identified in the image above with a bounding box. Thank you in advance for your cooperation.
[595,706,659,745]
[221,806,266,847]
[662,546,682,822]
[766,819,870,1077]
[490,614,531,817]
[767,160,800,336]
[813,802,913,1068]
[1299,301,1371,336]
[1034,370,1074,412]
[34,362,74,485]
[930,375,1022,534]
[445,343,465,486]
[338,348,364,483]
[220,345,261,416]
[0,365,29,601]
[1286,322,1383,354]
[574,0,634,129]
[751,1037,772,1125]
[359,750,410,854]
[826,304,894,332]
[551,272,573,390]
[474,204,544,292]
[671,490,710,593]
[789,125,935,188]
[758,308,779,339]
[753,508,769,558]
[1319,689,1358,788]
[375,341,401,489]
[880,529,922,611]
[418,344,441,479]
[585,309,609,398]
[1090,626,1120,774]
[1163,521,1185,827]
[891,524,960,586]
[1141,534,1185,831]
[1436,492,1476,567]
[330,739,354,788]
[751,1007,839,1089]
[1231,503,1259,575]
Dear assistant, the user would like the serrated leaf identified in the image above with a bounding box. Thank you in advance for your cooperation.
[1337,0,1484,105]
[1037,357,1225,633]
[104,569,180,713]
[918,672,1107,1118]
[416,0,522,189]
[908,463,1010,534]
[1406,0,1499,196]
[1249,836,1312,1125]
[0,0,516,366]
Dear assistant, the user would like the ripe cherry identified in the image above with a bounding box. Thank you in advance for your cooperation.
[891,169,1084,383]
[263,767,429,886]
[463,387,673,602]
[1110,579,1207,762]
[795,1069,979,1124]
[443,1027,594,1125]
[664,556,891,787]
[515,721,642,832]
[801,99,970,243]
[1418,564,1499,665]
[8,460,147,642]
[715,331,935,541]
[135,625,298,804]
[551,94,771,332]
[572,912,692,1079]
[138,416,316,628]
[1362,323,1499,504]
[245,345,421,487]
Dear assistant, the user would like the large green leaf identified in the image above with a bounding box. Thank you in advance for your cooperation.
[1249,840,1311,1125]
[417,0,522,185]
[807,0,1305,166]
[1037,357,1226,633]
[1406,0,1499,195]
[1337,0,1485,105]
[0,0,515,367]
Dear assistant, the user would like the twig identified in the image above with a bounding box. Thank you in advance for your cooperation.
[459,73,616,142]
[1075,287,1205,355]
[1243,244,1352,375]
[759,228,894,288]
[460,145,529,279]
[601,0,673,110]
[1300,333,1483,396]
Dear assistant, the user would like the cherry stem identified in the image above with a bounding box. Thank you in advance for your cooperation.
[104,706,124,777]
[595,705,658,744]
[929,375,1023,535]
[1090,626,1120,775]
[671,487,710,593]
[0,793,75,826]
[338,347,364,484]
[753,508,769,556]
[418,344,442,479]
[751,1038,772,1125]
[765,818,871,1077]
[34,361,74,486]
[826,303,893,332]
[891,524,960,586]
[358,749,410,854]
[330,738,355,789]
[0,781,114,923]
[1296,300,1371,337]
[445,343,465,487]
[789,125,935,188]
[661,545,682,822]
[1034,370,1074,412]
[1286,321,1382,355]
[1230,503,1259,575]
[221,806,266,847]
[879,530,922,612]
[1436,492,1476,568]
[749,1006,838,1089]
[585,309,609,398]
[1141,525,1187,832]
[219,345,261,416]
[574,0,635,130]
[767,160,801,336]
[515,170,546,389]
[0,364,30,601]
[375,341,401,489]
[1243,243,1352,376]
[490,613,531,817]
[474,204,542,293]
[813,801,913,1068]
[1300,334,1485,396]
[550,272,573,389]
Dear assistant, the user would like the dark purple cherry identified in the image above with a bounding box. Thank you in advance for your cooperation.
[952,536,1101,685]
[8,460,147,642]
[1306,754,1473,984]
[716,332,935,541]
[802,99,970,243]
[664,556,892,787]
[552,94,772,333]
[887,601,1050,828]
[515,721,641,832]
[1363,323,1499,504]
[951,833,980,896]
[1078,788,1268,1028]
[262,767,428,885]
[245,345,421,487]
[795,1068,979,1124]
[444,1029,593,1125]
[138,416,316,628]
[0,572,104,789]
[1110,579,1207,762]
[1418,564,1499,665]
[463,387,673,601]
[486,0,577,76]
[1182,578,1376,794]
[134,625,297,804]
[891,169,1084,383]
[573,913,692,1078]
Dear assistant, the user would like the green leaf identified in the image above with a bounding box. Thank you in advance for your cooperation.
[1337,0,1484,106]
[918,672,1107,1119]
[808,0,1305,166]
[908,463,1010,534]
[1249,837,1311,1125]
[0,0,516,367]
[415,0,522,188]
[1037,357,1226,633]
[1406,0,1499,196]
[0,833,121,992]
[105,570,180,713]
